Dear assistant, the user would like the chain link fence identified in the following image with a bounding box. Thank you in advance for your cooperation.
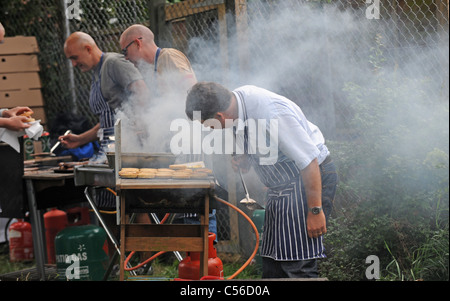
[1,0,448,261]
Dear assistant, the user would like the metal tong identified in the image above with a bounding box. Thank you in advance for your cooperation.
[50,130,71,155]
[237,165,264,211]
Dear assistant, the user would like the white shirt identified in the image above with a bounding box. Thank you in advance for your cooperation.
[233,85,329,170]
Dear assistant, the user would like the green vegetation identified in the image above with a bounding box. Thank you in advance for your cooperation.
[319,38,449,281]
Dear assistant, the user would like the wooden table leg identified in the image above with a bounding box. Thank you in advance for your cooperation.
[200,194,210,278]
[119,193,126,281]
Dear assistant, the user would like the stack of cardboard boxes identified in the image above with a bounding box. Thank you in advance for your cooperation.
[1,36,50,158]
[0,36,46,128]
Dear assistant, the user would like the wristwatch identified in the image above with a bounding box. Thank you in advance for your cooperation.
[309,206,322,215]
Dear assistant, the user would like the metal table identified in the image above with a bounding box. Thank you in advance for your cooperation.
[23,169,84,281]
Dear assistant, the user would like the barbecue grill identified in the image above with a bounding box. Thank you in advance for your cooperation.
[74,119,215,280]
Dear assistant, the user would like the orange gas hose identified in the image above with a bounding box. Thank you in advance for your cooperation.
[124,251,166,271]
[214,196,260,280]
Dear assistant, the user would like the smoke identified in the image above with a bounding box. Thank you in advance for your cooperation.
[114,1,448,197]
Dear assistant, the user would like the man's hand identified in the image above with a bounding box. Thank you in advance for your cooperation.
[2,107,33,118]
[307,211,327,238]
[1,116,32,131]
[58,132,82,149]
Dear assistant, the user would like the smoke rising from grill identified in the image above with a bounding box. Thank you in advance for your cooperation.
[114,1,448,194]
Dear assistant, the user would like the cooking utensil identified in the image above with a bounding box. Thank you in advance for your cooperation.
[237,166,263,211]
[50,130,71,155]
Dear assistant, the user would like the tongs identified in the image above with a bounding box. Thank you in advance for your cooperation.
[50,130,71,155]
[237,166,264,211]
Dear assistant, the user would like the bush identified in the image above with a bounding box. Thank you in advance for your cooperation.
[321,38,449,281]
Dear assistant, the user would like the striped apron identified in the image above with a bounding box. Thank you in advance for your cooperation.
[238,95,326,261]
[89,53,115,154]
[89,53,116,208]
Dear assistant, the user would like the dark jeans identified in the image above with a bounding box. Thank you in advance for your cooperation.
[262,257,318,278]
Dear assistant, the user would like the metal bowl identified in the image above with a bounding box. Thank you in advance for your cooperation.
[106,152,176,169]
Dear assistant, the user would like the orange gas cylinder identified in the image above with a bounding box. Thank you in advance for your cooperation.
[44,208,68,264]
[8,219,34,262]
[178,233,223,280]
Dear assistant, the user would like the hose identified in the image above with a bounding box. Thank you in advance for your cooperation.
[124,251,167,271]
[118,193,260,279]
[214,195,259,280]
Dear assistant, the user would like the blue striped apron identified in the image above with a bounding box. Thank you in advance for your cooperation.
[89,53,115,153]
[237,92,326,261]
[89,53,116,208]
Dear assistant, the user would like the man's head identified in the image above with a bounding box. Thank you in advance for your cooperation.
[186,82,235,129]
[120,25,157,66]
[64,32,102,72]
[0,22,5,43]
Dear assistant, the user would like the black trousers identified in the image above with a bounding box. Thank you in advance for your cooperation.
[262,257,318,278]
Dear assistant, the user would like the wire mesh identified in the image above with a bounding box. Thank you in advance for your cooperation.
[1,0,448,259]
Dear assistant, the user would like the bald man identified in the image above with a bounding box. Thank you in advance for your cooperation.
[120,25,219,239]
[60,32,149,158]
[119,24,197,98]
[59,32,153,259]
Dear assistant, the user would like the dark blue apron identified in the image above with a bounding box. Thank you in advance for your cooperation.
[89,53,116,208]
[236,91,325,261]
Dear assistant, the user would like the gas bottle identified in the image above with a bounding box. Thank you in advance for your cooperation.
[66,207,90,226]
[44,208,68,264]
[252,209,265,271]
[178,233,223,280]
[55,225,109,281]
[8,219,34,262]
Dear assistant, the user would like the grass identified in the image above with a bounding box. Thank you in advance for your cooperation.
[0,243,262,281]
[0,243,36,278]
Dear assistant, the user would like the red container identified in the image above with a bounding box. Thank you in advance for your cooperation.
[44,208,68,264]
[9,219,34,262]
[66,207,90,226]
[178,233,223,280]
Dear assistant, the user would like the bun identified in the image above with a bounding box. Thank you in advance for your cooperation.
[20,111,35,122]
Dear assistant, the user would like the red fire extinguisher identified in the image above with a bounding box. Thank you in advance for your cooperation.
[44,208,68,264]
[8,219,34,262]
[178,233,223,280]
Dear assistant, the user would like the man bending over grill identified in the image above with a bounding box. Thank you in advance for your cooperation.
[185,82,338,279]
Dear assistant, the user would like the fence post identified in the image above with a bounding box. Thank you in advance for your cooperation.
[149,0,167,46]
[234,0,250,83]
[60,0,77,114]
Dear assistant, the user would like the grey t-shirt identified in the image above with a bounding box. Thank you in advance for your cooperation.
[92,52,143,111]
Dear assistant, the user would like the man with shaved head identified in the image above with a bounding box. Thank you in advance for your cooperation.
[59,32,152,260]
[59,32,149,204]
[60,31,149,158]
[120,24,197,97]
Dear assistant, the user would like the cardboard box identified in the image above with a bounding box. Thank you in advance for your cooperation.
[31,106,47,124]
[0,36,39,55]
[0,89,44,107]
[0,54,40,73]
[0,72,42,91]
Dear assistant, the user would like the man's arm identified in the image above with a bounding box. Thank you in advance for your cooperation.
[59,123,100,149]
[301,158,327,238]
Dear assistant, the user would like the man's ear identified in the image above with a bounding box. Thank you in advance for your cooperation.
[85,44,92,54]
[135,38,143,49]
[215,112,225,122]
